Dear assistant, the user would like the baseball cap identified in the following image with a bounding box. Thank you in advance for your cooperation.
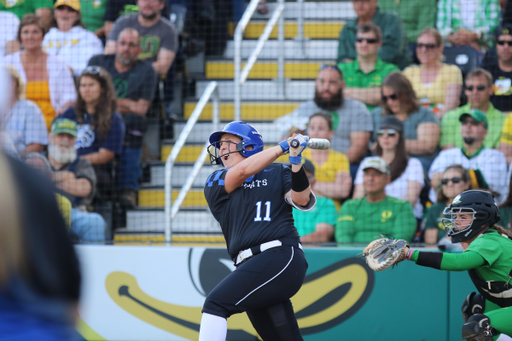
[51,118,77,137]
[496,24,512,38]
[303,158,315,176]
[459,109,488,128]
[361,156,390,175]
[379,115,404,132]
[54,0,81,11]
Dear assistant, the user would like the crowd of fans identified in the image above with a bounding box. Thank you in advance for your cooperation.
[1,0,512,248]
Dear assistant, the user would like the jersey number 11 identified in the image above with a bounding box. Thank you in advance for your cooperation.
[254,201,272,222]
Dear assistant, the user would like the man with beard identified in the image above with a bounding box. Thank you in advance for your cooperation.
[104,0,178,76]
[47,118,107,242]
[428,111,508,205]
[89,28,157,208]
[275,66,373,175]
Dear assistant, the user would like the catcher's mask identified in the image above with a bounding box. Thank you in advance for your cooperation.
[442,190,500,243]
[207,121,264,166]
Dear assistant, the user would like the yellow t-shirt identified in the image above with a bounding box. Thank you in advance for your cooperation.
[403,63,463,105]
[500,114,512,145]
[26,81,56,131]
[302,149,350,210]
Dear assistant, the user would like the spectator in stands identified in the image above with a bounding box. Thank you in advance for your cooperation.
[105,0,178,76]
[483,24,512,114]
[403,28,463,119]
[293,159,337,244]
[23,152,72,228]
[4,14,76,131]
[103,0,171,38]
[42,0,103,77]
[353,116,425,221]
[338,23,399,111]
[88,28,157,208]
[274,65,373,176]
[80,0,108,38]
[429,111,508,204]
[423,165,471,245]
[3,65,48,157]
[59,66,125,194]
[337,0,411,70]
[437,0,500,51]
[48,118,107,242]
[441,68,505,150]
[371,72,440,172]
[379,0,437,45]
[335,156,417,244]
[301,113,352,210]
[0,11,20,56]
[0,0,53,30]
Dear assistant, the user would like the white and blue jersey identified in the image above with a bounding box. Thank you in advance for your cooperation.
[204,163,300,260]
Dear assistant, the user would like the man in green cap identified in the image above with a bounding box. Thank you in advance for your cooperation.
[48,118,107,243]
[441,68,505,150]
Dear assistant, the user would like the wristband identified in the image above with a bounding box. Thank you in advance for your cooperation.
[291,164,309,192]
[289,155,302,165]
[407,248,414,261]
[279,140,290,154]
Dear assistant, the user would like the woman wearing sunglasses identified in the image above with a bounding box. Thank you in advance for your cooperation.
[301,113,352,210]
[3,14,76,131]
[59,66,125,188]
[371,71,440,172]
[403,27,463,119]
[423,165,471,246]
[354,115,425,222]
[42,0,103,77]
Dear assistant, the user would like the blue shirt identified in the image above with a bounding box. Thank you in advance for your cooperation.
[60,107,125,155]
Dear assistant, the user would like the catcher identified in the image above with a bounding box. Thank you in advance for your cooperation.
[364,190,512,341]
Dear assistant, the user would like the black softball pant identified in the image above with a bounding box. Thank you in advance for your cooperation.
[202,245,308,341]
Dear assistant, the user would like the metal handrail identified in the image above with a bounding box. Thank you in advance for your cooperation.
[234,0,285,121]
[164,81,220,244]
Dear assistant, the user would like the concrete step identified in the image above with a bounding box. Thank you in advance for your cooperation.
[251,1,355,20]
[223,39,338,59]
[175,121,284,144]
[227,20,344,39]
[205,60,330,80]
[138,187,207,208]
[125,208,221,233]
[196,80,314,101]
[182,101,300,121]
[149,163,221,187]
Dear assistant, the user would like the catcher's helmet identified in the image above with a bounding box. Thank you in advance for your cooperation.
[208,121,264,165]
[442,190,500,243]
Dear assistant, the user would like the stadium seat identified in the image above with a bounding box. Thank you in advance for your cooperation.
[442,45,480,75]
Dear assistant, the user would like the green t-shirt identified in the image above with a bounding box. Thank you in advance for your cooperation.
[293,197,338,237]
[440,103,505,149]
[499,206,511,231]
[338,57,399,111]
[335,196,417,244]
[423,202,447,241]
[0,0,53,20]
[80,0,107,32]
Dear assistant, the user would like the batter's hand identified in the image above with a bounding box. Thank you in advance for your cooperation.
[287,133,309,165]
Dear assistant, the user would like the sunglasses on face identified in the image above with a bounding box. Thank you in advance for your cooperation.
[441,177,463,185]
[319,64,342,75]
[382,93,398,102]
[497,40,512,46]
[356,37,379,44]
[416,43,437,49]
[461,119,482,126]
[465,85,486,91]
[56,5,77,12]
[377,129,397,137]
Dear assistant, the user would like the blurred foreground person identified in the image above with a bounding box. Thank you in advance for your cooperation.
[0,68,82,340]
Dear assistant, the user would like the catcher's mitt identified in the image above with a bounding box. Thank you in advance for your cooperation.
[362,235,409,271]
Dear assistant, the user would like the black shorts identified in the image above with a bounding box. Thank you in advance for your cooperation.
[202,244,307,318]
